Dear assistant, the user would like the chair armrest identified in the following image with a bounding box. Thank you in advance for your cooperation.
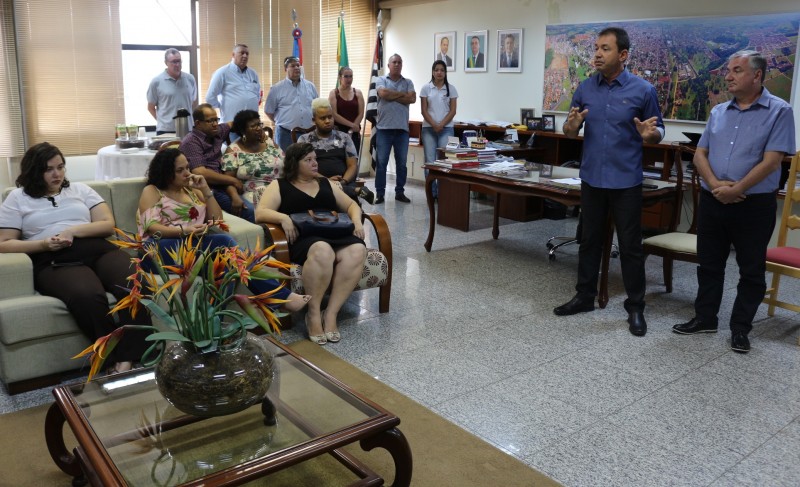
[0,253,35,299]
[363,212,393,270]
[221,212,270,251]
[260,223,291,263]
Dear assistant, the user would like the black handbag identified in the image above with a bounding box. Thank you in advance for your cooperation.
[290,209,355,238]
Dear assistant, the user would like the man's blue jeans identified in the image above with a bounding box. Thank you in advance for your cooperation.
[375,129,409,197]
[421,126,454,198]
[212,188,255,223]
[275,126,293,154]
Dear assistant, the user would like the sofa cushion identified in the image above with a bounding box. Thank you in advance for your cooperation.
[107,178,147,234]
[0,254,34,300]
[0,296,84,345]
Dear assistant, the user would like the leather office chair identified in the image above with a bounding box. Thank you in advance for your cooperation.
[546,161,581,260]
[642,148,697,293]
[763,151,800,333]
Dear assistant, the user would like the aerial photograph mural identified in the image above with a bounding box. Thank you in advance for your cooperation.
[543,13,799,122]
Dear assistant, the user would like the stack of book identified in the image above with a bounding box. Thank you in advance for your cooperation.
[436,149,480,168]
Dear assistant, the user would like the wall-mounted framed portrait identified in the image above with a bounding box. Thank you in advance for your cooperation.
[464,30,487,73]
[434,31,456,72]
[497,28,522,73]
[542,114,556,132]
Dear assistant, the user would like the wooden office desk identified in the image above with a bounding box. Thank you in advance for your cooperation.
[423,164,677,308]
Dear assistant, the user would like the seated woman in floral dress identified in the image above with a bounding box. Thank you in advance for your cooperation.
[138,147,309,312]
[222,109,284,207]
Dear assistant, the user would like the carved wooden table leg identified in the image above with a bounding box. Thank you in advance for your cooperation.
[424,175,436,252]
[44,402,86,484]
[360,427,412,487]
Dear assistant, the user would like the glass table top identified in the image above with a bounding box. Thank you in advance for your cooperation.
[64,337,382,485]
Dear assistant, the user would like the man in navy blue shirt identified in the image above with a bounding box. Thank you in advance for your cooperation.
[673,50,795,353]
[554,27,664,337]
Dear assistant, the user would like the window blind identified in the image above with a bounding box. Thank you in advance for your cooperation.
[14,0,124,155]
[320,0,375,105]
[0,0,24,157]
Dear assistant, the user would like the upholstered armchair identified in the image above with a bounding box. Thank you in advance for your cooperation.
[263,212,392,313]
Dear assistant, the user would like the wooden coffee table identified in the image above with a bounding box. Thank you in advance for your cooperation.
[45,337,412,486]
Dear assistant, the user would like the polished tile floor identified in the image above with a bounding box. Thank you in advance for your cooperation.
[286,179,800,487]
[2,178,799,486]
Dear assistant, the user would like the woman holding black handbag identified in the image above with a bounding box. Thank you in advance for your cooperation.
[0,142,150,374]
[256,143,366,345]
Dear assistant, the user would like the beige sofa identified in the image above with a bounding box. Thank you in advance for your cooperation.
[0,178,264,394]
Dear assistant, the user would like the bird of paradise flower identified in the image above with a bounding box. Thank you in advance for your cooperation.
[73,229,295,381]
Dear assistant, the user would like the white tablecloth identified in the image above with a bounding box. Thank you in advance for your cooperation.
[95,145,156,180]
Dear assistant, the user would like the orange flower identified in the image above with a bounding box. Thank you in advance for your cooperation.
[72,327,125,381]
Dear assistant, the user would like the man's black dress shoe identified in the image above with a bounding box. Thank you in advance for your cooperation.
[627,310,647,336]
[374,196,385,204]
[731,333,750,353]
[553,296,595,316]
[672,317,718,335]
[395,193,411,203]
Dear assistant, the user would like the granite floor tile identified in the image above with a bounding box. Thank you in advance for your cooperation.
[433,379,600,457]
[525,421,723,487]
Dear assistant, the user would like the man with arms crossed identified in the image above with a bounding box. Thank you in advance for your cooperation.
[265,56,319,153]
[673,50,795,353]
[206,44,262,123]
[180,103,254,222]
[374,54,416,204]
[554,27,664,337]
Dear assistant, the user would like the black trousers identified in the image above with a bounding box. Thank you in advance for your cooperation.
[33,242,150,363]
[695,190,776,334]
[576,182,646,312]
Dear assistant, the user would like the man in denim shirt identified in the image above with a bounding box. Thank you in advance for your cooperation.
[673,50,795,353]
[554,27,664,337]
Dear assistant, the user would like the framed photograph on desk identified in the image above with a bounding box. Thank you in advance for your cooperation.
[520,108,535,126]
[434,31,456,71]
[542,114,556,132]
[527,117,543,131]
[465,30,488,72]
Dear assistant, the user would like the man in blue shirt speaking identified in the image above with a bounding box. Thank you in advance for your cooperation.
[673,50,795,353]
[554,27,664,337]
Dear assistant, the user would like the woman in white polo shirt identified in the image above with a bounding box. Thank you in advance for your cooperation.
[420,60,459,198]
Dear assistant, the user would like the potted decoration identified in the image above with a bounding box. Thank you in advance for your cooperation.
[74,230,294,417]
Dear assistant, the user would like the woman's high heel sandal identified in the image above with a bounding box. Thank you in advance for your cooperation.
[308,333,327,345]
[322,316,341,343]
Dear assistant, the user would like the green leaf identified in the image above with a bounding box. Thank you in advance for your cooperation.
[145,331,191,342]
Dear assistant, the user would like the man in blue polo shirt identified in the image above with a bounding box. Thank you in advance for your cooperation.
[206,44,262,123]
[265,56,319,153]
[553,27,664,337]
[673,50,795,353]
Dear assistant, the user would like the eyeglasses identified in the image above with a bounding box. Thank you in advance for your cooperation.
[342,75,353,78]
[168,60,182,64]
[201,118,220,124]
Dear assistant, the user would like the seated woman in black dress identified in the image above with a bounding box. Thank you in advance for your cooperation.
[256,143,366,345]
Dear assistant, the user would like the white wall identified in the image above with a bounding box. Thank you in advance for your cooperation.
[383,0,800,144]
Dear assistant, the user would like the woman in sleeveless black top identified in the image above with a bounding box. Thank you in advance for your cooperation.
[256,143,366,346]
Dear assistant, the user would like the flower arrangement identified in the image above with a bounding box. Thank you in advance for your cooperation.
[73,229,294,381]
